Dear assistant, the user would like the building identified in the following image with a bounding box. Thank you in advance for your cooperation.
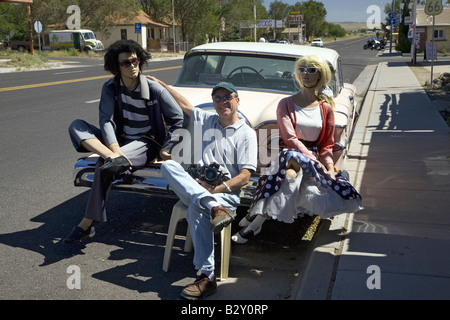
[100,9,179,52]
[415,5,450,53]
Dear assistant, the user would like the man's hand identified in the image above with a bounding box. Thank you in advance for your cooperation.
[160,150,172,161]
[195,178,215,193]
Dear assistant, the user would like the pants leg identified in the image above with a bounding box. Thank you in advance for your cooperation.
[161,160,238,271]
[69,119,158,222]
[83,139,158,222]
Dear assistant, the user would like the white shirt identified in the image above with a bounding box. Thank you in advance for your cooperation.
[294,103,322,142]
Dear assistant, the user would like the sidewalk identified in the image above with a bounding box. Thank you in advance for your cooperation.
[294,60,450,299]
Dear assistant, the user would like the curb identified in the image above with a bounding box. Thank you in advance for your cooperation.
[290,62,382,300]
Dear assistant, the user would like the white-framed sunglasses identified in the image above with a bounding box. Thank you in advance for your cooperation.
[298,66,318,74]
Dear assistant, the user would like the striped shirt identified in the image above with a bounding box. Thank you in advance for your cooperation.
[120,81,153,139]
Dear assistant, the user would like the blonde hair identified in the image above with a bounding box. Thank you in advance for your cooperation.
[294,54,335,108]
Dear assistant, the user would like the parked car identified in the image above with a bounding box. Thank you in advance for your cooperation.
[311,38,324,47]
[73,42,357,206]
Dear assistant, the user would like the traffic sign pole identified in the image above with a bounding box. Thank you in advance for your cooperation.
[424,0,444,86]
[34,20,43,56]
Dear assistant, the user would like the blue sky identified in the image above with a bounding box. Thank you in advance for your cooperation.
[262,0,389,22]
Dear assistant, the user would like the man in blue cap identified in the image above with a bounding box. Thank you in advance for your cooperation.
[149,78,258,299]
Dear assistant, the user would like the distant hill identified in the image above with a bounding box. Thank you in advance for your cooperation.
[333,22,367,32]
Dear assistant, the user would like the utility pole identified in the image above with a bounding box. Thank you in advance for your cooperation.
[172,0,176,52]
[254,4,257,42]
[411,0,417,65]
[389,0,394,54]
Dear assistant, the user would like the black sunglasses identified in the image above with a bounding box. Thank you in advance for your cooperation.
[119,57,140,68]
[212,94,235,103]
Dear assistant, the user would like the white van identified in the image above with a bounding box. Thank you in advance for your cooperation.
[49,29,104,52]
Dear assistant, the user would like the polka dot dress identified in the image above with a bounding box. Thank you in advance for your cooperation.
[250,148,363,222]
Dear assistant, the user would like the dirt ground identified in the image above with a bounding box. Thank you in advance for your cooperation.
[409,60,450,126]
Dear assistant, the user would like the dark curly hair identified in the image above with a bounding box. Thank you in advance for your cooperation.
[104,40,151,76]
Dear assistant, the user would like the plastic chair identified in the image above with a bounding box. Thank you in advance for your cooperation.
[162,200,231,280]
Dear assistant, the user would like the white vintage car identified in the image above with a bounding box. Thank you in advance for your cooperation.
[73,42,357,206]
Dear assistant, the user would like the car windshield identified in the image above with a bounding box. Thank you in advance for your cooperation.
[176,53,298,94]
[176,52,337,96]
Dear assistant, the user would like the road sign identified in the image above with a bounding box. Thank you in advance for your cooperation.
[425,0,443,15]
[289,14,304,24]
[388,18,397,25]
[388,12,397,19]
[135,23,142,34]
[34,20,42,34]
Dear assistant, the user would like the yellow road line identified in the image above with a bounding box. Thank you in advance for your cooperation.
[0,66,181,92]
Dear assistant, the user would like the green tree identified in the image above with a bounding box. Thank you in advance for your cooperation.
[139,0,172,22]
[268,0,290,39]
[396,0,411,53]
[325,22,347,38]
[0,3,28,41]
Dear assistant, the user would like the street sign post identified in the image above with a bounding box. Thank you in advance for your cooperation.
[135,23,142,43]
[34,20,42,56]
[424,0,443,15]
[424,0,443,85]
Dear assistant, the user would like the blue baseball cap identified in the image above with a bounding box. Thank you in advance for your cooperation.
[212,82,238,96]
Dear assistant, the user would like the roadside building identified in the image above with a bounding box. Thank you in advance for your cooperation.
[100,9,178,52]
[415,5,450,53]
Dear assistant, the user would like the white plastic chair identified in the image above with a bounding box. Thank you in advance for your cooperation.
[162,200,232,280]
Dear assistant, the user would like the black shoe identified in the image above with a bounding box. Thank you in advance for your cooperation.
[63,226,95,244]
[99,156,131,178]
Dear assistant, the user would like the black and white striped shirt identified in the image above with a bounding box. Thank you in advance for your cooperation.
[120,82,153,139]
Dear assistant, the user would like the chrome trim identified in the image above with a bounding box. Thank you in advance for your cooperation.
[254,120,278,130]
[72,158,256,206]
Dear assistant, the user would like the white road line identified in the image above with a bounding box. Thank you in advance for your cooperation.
[85,99,100,104]
[53,70,86,75]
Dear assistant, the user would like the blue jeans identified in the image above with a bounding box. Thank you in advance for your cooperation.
[161,160,239,272]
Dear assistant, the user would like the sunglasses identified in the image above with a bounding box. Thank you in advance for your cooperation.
[212,94,235,103]
[298,67,318,74]
[119,57,140,68]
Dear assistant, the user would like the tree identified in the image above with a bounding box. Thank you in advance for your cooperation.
[172,0,217,43]
[396,0,411,53]
[0,3,28,41]
[268,0,290,39]
[325,22,347,38]
[139,0,172,22]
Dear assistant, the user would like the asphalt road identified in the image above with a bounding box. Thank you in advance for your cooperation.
[0,37,411,301]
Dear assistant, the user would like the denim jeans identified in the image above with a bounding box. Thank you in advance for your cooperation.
[161,160,239,272]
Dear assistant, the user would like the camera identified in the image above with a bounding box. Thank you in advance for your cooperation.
[186,162,229,186]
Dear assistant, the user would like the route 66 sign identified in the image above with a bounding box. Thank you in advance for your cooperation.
[425,0,443,16]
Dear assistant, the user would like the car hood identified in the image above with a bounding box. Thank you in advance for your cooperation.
[171,86,289,128]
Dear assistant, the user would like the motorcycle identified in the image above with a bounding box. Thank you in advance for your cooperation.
[363,38,384,50]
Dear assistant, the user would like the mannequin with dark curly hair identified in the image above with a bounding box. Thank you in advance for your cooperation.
[64,40,184,244]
